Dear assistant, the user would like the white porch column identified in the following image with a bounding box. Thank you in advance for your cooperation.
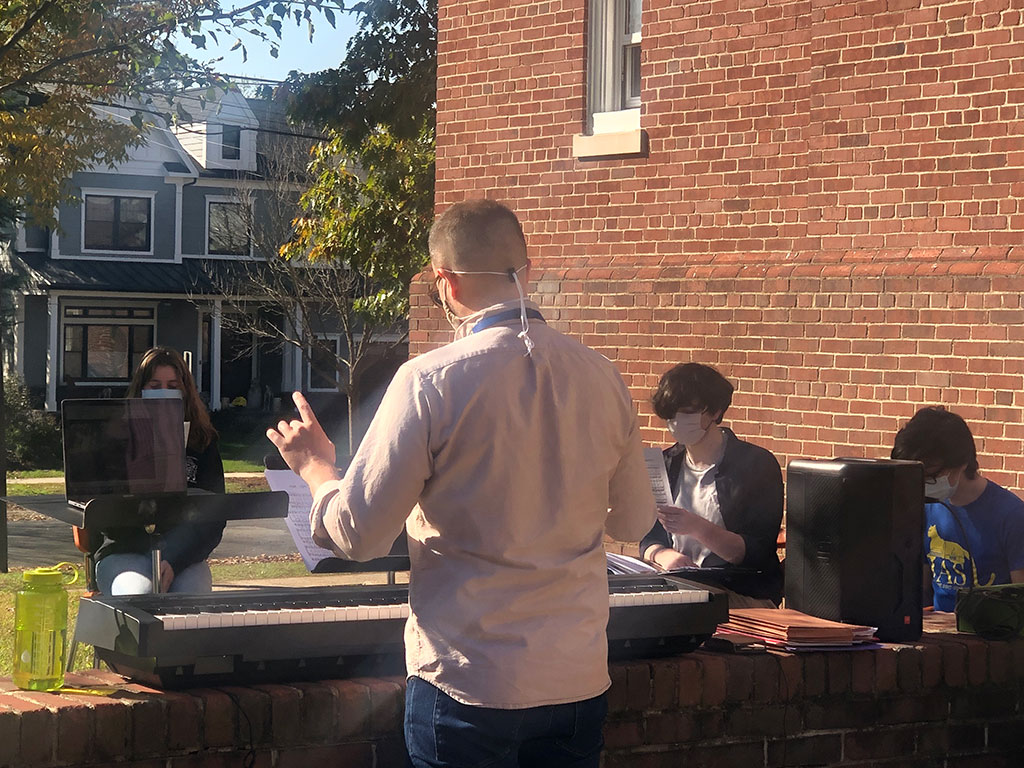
[292,306,304,393]
[211,299,222,411]
[173,179,183,262]
[45,295,58,410]
[195,310,205,390]
[12,295,25,377]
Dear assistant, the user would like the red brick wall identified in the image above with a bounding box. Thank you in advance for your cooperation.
[424,0,1024,492]
[4,635,1023,767]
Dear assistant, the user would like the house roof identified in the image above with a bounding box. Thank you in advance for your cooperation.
[13,253,271,296]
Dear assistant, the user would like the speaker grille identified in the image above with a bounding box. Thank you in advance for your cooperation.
[787,470,842,621]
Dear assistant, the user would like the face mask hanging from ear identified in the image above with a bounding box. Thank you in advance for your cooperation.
[440,264,533,356]
[437,278,468,331]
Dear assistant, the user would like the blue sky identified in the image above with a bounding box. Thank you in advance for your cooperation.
[179,11,360,82]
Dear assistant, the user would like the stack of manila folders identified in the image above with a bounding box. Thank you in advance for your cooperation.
[719,608,878,651]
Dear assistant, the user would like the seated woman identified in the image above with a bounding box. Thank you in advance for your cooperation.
[94,347,225,595]
[640,363,784,607]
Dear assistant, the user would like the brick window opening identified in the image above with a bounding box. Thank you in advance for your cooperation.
[587,0,642,134]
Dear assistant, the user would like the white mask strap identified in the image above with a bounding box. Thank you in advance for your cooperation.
[510,268,534,357]
[443,264,532,356]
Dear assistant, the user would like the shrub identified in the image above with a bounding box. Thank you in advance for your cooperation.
[3,376,62,470]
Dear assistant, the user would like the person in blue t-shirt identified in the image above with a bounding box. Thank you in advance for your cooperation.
[891,406,1024,611]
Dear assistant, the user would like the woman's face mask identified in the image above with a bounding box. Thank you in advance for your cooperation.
[141,387,182,399]
[667,410,708,446]
[924,472,958,502]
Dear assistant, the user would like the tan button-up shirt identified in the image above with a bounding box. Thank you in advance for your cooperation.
[311,300,656,708]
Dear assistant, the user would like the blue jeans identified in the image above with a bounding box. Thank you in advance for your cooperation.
[404,676,607,768]
[95,553,213,595]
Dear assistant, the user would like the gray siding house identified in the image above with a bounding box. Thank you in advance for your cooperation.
[6,90,392,417]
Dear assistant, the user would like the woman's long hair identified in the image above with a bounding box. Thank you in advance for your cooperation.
[127,347,217,451]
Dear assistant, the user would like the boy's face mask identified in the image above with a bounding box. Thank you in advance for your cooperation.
[924,472,958,502]
[666,410,708,446]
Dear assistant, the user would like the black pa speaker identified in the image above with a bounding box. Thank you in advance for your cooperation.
[785,458,924,642]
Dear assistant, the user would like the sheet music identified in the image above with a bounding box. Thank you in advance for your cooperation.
[606,551,659,575]
[264,469,338,571]
[644,447,672,506]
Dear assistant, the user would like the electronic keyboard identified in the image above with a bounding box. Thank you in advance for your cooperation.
[74,575,727,688]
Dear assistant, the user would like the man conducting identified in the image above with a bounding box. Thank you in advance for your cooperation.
[268,199,656,767]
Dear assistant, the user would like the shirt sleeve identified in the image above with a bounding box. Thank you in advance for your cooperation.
[310,365,433,561]
[732,448,784,571]
[639,520,671,557]
[193,440,226,494]
[1004,499,1024,573]
[161,440,226,573]
[605,413,657,542]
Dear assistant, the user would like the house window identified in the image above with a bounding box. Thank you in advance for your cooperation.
[62,305,155,382]
[207,199,251,256]
[222,125,241,160]
[83,194,152,252]
[587,0,642,132]
[308,336,341,392]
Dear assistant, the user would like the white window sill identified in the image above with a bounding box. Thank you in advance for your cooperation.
[572,129,647,160]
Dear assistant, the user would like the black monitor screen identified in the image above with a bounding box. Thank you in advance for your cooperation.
[62,399,187,499]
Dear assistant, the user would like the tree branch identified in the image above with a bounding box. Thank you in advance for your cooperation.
[0,0,62,63]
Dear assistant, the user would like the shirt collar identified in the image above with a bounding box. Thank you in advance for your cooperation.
[453,299,544,340]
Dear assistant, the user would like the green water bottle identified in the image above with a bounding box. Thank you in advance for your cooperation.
[13,564,78,691]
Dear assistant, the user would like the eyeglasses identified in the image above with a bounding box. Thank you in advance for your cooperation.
[428,286,443,308]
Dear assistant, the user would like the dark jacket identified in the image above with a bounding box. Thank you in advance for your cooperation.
[639,427,784,603]
[95,439,226,575]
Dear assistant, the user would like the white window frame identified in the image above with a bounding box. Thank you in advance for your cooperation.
[205,195,254,257]
[587,0,642,134]
[80,188,156,256]
[59,299,158,385]
[307,334,342,392]
[15,221,46,252]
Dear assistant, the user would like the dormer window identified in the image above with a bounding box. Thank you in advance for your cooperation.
[222,125,241,160]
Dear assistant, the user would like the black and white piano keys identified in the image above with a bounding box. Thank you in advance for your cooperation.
[75,575,727,688]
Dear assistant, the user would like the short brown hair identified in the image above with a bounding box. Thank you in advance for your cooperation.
[652,363,734,423]
[428,199,527,272]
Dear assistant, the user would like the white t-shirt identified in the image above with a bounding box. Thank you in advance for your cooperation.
[671,442,726,565]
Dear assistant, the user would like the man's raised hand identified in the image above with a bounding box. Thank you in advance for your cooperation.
[267,391,338,490]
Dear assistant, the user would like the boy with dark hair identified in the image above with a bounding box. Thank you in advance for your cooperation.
[892,406,1024,611]
[642,362,784,606]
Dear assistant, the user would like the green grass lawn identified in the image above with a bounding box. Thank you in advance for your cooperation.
[5,478,269,498]
[222,458,265,473]
[0,559,309,678]
[7,469,65,479]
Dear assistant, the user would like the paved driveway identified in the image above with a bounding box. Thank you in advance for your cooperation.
[3,513,298,570]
